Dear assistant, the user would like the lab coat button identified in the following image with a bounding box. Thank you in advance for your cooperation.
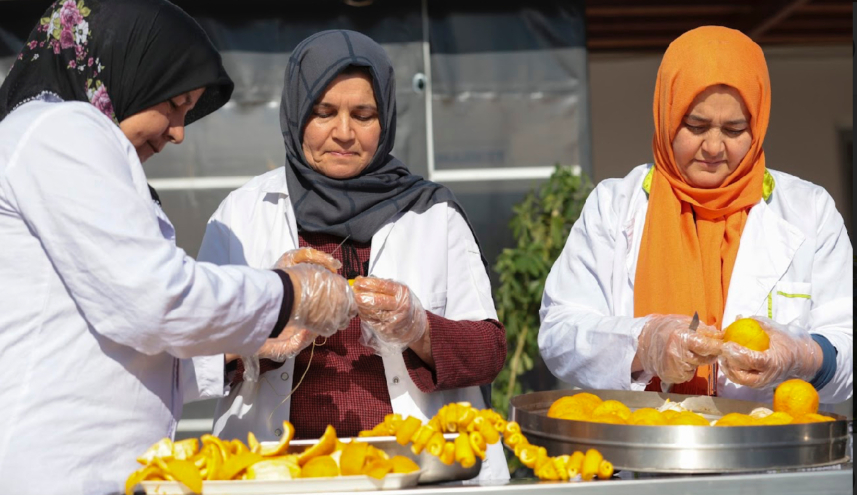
[392,376,400,385]
[274,428,283,437]
[280,372,289,381]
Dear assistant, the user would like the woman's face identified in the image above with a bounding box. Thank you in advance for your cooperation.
[672,85,753,189]
[119,87,206,163]
[302,72,381,179]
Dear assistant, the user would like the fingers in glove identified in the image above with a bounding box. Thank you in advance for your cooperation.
[353,276,402,295]
[720,364,764,388]
[721,342,770,372]
[355,291,400,312]
[275,247,342,272]
[686,332,724,357]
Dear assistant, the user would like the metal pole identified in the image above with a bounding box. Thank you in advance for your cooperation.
[421,0,436,181]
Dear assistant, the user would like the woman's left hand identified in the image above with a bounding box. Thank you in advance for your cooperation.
[274,247,341,273]
[718,317,822,389]
[352,276,428,355]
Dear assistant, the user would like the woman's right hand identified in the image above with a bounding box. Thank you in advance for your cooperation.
[636,314,724,384]
[278,263,357,339]
[256,329,319,362]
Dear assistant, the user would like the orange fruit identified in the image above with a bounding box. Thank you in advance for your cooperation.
[301,455,339,478]
[629,408,666,426]
[591,412,628,425]
[723,318,770,351]
[773,379,819,418]
[661,410,681,421]
[547,393,602,420]
[667,411,710,426]
[339,441,369,476]
[391,455,420,473]
[757,411,794,425]
[714,413,759,427]
[297,425,338,466]
[547,397,586,420]
[591,400,632,422]
[793,413,835,424]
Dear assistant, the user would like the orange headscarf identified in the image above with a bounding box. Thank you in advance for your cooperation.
[635,27,771,395]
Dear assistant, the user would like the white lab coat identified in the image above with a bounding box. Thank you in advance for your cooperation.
[539,164,852,405]
[188,167,510,481]
[0,100,283,495]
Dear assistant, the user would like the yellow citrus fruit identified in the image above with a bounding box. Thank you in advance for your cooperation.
[661,410,681,421]
[591,412,628,425]
[667,411,710,426]
[300,455,339,478]
[757,411,794,425]
[391,455,420,473]
[547,397,586,420]
[629,408,667,426]
[548,393,603,421]
[773,379,819,418]
[793,413,835,424]
[723,318,770,351]
[714,413,759,427]
[571,393,603,413]
[591,400,632,422]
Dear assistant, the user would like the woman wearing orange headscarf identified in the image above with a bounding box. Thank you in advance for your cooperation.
[539,26,852,404]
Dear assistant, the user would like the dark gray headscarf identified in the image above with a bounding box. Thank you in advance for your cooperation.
[281,30,482,259]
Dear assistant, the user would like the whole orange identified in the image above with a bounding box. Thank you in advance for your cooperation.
[723,318,770,351]
[773,379,819,418]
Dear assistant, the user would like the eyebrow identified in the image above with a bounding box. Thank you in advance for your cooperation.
[314,102,377,112]
[685,114,748,126]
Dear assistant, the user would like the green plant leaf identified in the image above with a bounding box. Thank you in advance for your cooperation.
[492,163,594,432]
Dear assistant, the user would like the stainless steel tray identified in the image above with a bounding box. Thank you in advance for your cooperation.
[510,389,850,474]
[269,433,480,484]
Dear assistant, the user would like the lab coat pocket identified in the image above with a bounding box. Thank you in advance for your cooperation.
[772,281,812,326]
[429,290,448,317]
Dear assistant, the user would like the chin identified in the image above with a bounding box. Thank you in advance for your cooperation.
[688,175,726,189]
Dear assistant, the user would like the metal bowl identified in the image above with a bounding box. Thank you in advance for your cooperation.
[511,389,850,473]
[269,433,480,484]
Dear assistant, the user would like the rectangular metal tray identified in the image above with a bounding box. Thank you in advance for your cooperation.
[264,433,480,484]
[510,389,851,474]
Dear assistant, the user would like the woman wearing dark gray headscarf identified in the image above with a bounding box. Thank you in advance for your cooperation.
[192,30,510,480]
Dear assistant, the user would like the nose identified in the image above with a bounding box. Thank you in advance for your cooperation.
[331,114,355,141]
[700,128,725,158]
[166,124,185,145]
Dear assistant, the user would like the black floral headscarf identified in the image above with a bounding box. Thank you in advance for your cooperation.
[0,0,233,125]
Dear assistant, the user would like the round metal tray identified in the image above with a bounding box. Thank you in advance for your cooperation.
[510,389,851,473]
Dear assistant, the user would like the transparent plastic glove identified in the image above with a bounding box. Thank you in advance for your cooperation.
[636,314,724,384]
[241,354,261,383]
[257,263,356,361]
[352,276,428,355]
[274,247,341,273]
[719,316,821,389]
[241,249,348,382]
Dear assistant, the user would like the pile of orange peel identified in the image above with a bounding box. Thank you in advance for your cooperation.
[358,401,614,481]
[125,422,418,495]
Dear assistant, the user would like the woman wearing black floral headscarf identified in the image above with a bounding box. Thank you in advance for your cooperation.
[0,2,355,494]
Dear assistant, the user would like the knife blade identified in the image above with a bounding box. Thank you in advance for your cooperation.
[660,311,700,394]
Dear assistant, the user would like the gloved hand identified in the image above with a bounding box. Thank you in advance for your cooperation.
[719,316,822,389]
[352,276,428,355]
[636,314,724,384]
[243,262,356,381]
[274,247,341,273]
